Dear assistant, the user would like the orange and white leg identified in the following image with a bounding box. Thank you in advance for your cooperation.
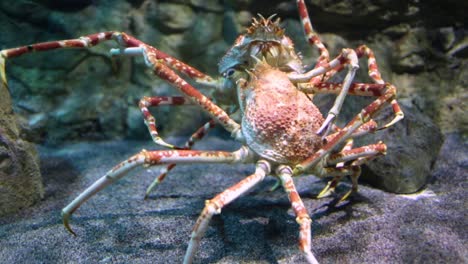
[289,48,360,136]
[144,120,216,198]
[315,165,362,202]
[62,146,255,236]
[317,141,387,199]
[270,120,377,194]
[299,81,404,130]
[294,83,399,174]
[0,32,216,85]
[295,0,364,135]
[277,165,319,264]
[183,160,271,264]
[0,32,238,136]
[316,139,354,198]
[138,96,197,149]
[296,0,330,71]
[110,32,243,139]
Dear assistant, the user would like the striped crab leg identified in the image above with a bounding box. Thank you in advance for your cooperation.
[294,83,400,174]
[323,45,387,83]
[316,141,387,200]
[138,96,196,149]
[296,0,361,136]
[289,48,360,136]
[62,146,255,235]
[184,160,271,264]
[356,45,404,129]
[295,1,403,134]
[0,32,217,86]
[1,32,241,142]
[320,45,403,129]
[144,120,216,199]
[296,0,330,72]
[277,165,319,264]
[112,32,242,139]
[298,81,404,130]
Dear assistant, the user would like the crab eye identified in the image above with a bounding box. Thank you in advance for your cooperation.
[224,68,236,78]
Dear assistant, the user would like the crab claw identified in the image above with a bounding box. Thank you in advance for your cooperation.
[61,210,77,236]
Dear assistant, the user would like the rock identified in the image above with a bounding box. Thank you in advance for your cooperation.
[436,27,456,51]
[151,3,196,32]
[181,13,223,58]
[392,28,429,73]
[39,0,94,12]
[439,89,468,136]
[0,58,44,216]
[448,37,468,58]
[190,0,223,12]
[359,99,444,194]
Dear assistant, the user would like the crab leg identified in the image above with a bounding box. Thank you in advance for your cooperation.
[183,160,271,264]
[0,32,216,85]
[144,120,216,198]
[62,146,254,235]
[1,32,235,143]
[294,83,399,174]
[149,58,241,140]
[288,48,359,135]
[316,142,387,199]
[355,45,404,129]
[298,81,404,130]
[317,50,358,135]
[324,45,385,83]
[138,96,196,149]
[326,142,387,166]
[277,165,319,264]
[296,0,363,135]
[316,166,362,202]
[296,0,329,68]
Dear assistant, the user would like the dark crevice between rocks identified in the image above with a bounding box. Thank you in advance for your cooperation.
[37,0,95,12]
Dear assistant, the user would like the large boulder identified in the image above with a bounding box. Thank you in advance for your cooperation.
[0,57,43,216]
[360,99,444,193]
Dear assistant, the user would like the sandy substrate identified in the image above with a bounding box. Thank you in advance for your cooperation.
[0,134,466,263]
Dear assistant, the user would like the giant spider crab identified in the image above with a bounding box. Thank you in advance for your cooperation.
[0,0,404,263]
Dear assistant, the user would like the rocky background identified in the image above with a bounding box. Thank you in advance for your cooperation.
[0,0,466,261]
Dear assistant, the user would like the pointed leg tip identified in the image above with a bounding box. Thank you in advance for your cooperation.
[304,251,320,264]
[338,190,354,203]
[61,211,77,236]
[317,113,336,136]
[316,126,326,136]
[316,191,329,199]
[145,181,160,199]
[61,210,77,236]
[268,180,281,192]
[317,188,334,199]
[317,181,336,199]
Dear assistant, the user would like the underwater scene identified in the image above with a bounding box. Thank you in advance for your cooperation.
[0,0,466,263]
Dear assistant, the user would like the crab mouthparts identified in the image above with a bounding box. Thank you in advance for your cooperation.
[250,42,280,64]
[249,42,302,73]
